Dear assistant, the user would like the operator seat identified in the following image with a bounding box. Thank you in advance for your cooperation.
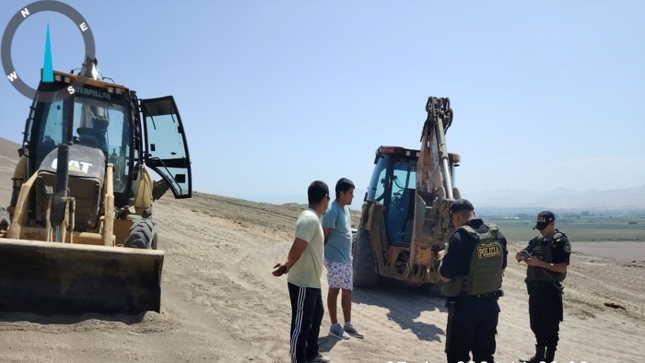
[76,116,109,155]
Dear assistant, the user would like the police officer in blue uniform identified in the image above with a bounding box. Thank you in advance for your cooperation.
[439,199,508,363]
[517,211,571,363]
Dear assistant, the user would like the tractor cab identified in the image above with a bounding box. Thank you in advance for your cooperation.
[16,68,192,218]
[364,146,459,247]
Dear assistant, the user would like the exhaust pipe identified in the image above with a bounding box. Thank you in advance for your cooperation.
[51,144,70,242]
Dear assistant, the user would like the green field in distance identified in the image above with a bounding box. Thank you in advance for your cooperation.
[481,214,645,242]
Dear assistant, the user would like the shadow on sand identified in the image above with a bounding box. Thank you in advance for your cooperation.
[318,335,342,353]
[319,279,447,354]
[0,311,147,325]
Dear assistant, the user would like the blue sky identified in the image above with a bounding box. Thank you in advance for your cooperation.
[1,0,643,211]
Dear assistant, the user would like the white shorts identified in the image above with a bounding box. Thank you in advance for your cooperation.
[324,259,353,291]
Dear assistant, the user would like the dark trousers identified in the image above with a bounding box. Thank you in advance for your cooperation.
[528,282,562,350]
[446,295,500,363]
[288,282,324,363]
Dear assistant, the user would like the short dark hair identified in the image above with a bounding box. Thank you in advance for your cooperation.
[453,209,474,219]
[308,180,329,205]
[335,178,355,199]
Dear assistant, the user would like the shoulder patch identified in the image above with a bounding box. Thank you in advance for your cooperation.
[486,223,499,234]
[553,231,568,242]
[563,240,571,253]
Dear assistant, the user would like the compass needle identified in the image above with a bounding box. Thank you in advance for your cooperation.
[42,22,54,82]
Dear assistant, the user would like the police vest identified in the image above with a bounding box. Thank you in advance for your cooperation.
[441,223,504,297]
[526,230,568,283]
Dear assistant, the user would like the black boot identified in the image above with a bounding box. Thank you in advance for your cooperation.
[544,345,556,363]
[520,344,546,363]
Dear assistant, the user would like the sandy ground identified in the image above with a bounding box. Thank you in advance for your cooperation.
[565,241,645,263]
[0,138,644,363]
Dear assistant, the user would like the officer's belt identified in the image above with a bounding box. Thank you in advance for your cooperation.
[457,290,503,298]
[527,281,554,288]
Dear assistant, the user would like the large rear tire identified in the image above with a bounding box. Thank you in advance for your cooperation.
[353,228,379,288]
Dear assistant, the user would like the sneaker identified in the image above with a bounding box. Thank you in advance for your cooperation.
[306,353,331,362]
[328,323,350,339]
[343,323,364,339]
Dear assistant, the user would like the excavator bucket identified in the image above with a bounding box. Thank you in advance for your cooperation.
[0,239,163,315]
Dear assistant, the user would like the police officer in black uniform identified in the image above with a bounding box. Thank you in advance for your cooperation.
[439,199,508,363]
[516,211,571,363]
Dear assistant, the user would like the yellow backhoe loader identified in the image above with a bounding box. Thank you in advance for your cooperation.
[0,56,192,315]
[352,96,460,289]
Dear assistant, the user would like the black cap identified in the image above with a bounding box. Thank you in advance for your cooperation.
[449,199,474,214]
[533,211,555,230]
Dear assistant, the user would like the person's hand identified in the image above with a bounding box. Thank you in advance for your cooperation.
[272,262,288,277]
[523,257,541,267]
[438,250,445,259]
[515,251,524,263]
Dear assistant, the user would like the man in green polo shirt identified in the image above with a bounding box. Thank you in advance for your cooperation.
[273,180,331,363]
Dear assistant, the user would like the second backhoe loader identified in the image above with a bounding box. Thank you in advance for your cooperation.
[352,97,460,289]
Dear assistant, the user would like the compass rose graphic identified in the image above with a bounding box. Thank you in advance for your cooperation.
[1,0,96,102]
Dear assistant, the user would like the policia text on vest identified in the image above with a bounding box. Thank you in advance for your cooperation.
[441,224,505,297]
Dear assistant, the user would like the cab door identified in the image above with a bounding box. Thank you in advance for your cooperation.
[139,96,192,199]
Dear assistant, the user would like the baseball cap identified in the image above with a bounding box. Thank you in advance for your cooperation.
[533,211,555,230]
[449,199,474,215]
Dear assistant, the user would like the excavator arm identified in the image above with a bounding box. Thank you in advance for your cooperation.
[417,97,454,200]
[407,97,459,283]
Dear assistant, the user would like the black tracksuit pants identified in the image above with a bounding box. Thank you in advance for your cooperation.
[288,282,324,363]
[446,295,500,363]
[527,281,562,350]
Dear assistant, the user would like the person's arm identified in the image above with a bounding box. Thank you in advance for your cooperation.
[439,266,451,283]
[285,238,309,272]
[496,230,509,275]
[515,240,527,263]
[322,228,331,244]
[321,206,337,245]
[280,217,317,271]
[516,237,535,263]
[524,257,567,273]
[515,250,524,263]
[439,233,461,283]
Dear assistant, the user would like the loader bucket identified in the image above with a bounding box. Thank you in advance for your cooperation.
[0,239,164,315]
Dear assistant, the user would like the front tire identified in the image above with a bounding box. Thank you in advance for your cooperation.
[0,207,11,233]
[353,228,379,288]
[123,217,158,249]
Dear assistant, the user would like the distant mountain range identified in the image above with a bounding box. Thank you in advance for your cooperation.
[465,185,645,210]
